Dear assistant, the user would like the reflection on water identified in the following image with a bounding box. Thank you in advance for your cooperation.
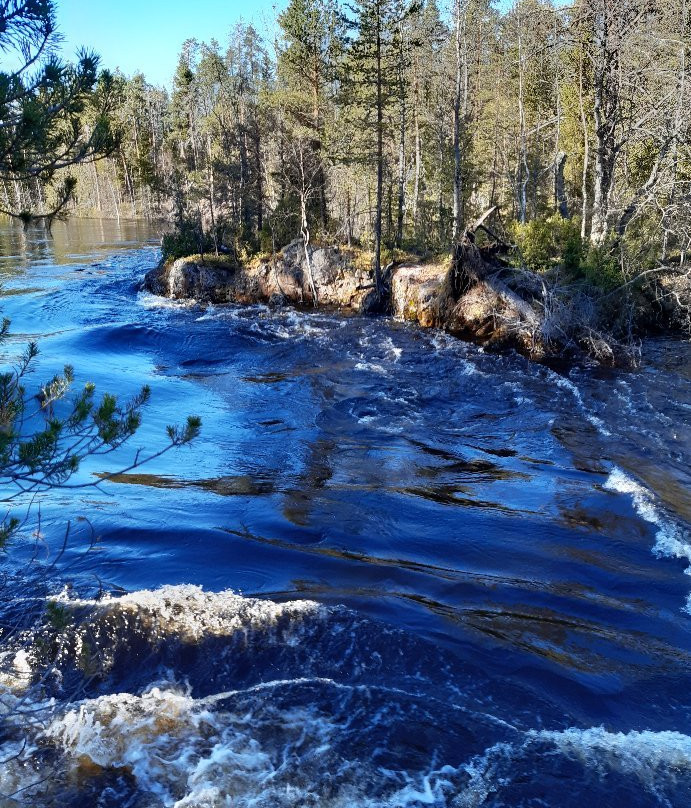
[0,218,690,807]
[99,471,277,496]
[0,217,157,274]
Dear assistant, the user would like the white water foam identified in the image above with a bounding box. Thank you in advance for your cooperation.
[427,332,482,376]
[53,584,324,643]
[604,467,691,608]
[137,291,198,310]
[354,361,388,375]
[0,649,32,695]
[4,584,690,806]
[451,727,691,807]
[0,679,463,808]
[382,335,403,362]
[535,726,691,775]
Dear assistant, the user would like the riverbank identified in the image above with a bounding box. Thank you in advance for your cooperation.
[144,240,689,365]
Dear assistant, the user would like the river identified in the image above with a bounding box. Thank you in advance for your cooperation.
[0,218,690,807]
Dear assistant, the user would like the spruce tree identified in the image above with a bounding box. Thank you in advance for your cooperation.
[277,0,345,231]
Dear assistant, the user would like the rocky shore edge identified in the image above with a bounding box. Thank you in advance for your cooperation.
[143,236,687,364]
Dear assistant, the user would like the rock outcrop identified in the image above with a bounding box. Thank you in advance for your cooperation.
[389,261,540,354]
[144,220,690,364]
[144,241,378,313]
[144,237,543,355]
[389,263,453,329]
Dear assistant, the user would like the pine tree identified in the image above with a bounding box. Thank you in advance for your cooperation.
[348,0,410,297]
[278,0,345,230]
[0,0,119,222]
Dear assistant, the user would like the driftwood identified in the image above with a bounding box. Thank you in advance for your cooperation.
[452,206,511,296]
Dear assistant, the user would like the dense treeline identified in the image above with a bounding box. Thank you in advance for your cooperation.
[6,0,691,295]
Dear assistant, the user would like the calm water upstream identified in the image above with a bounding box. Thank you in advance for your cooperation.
[0,218,690,807]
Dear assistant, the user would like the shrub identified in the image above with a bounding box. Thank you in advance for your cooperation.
[511,214,583,274]
[161,219,214,263]
[582,244,625,292]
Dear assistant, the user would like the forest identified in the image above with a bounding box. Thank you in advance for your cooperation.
[5,0,691,345]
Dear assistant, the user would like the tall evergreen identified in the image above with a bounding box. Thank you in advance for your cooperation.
[278,0,344,229]
[0,0,119,221]
[348,0,409,296]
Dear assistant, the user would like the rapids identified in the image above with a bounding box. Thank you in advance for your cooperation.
[0,219,689,807]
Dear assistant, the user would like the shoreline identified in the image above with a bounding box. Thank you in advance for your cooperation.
[144,242,686,367]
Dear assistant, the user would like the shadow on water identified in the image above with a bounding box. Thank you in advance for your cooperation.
[97,471,277,496]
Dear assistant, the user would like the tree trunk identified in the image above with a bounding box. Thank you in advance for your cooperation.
[312,63,328,231]
[590,0,618,246]
[554,151,568,218]
[255,127,263,234]
[452,0,464,241]
[396,62,405,248]
[301,199,317,305]
[395,19,407,248]
[663,12,687,259]
[516,10,529,224]
[346,187,353,247]
[91,161,102,212]
[207,135,218,255]
[413,103,421,230]
[438,130,445,242]
[239,128,250,233]
[578,45,590,239]
[374,9,384,299]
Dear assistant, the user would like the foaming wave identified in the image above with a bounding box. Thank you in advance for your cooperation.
[452,727,691,807]
[53,584,323,644]
[137,291,198,310]
[534,726,691,782]
[382,335,403,361]
[605,467,691,608]
[0,585,496,807]
[4,584,690,807]
[2,681,377,806]
[354,360,388,375]
[0,677,496,808]
[7,700,689,808]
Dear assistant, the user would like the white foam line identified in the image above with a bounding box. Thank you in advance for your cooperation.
[553,374,612,436]
[533,725,691,775]
[456,726,691,807]
[204,679,518,732]
[605,466,691,610]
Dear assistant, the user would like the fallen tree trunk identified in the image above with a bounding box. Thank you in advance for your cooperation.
[446,207,541,349]
[451,206,510,295]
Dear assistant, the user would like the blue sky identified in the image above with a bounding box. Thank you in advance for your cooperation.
[55,0,285,87]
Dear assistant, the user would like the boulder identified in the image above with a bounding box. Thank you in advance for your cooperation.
[144,244,377,313]
[389,260,539,352]
[389,262,452,328]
